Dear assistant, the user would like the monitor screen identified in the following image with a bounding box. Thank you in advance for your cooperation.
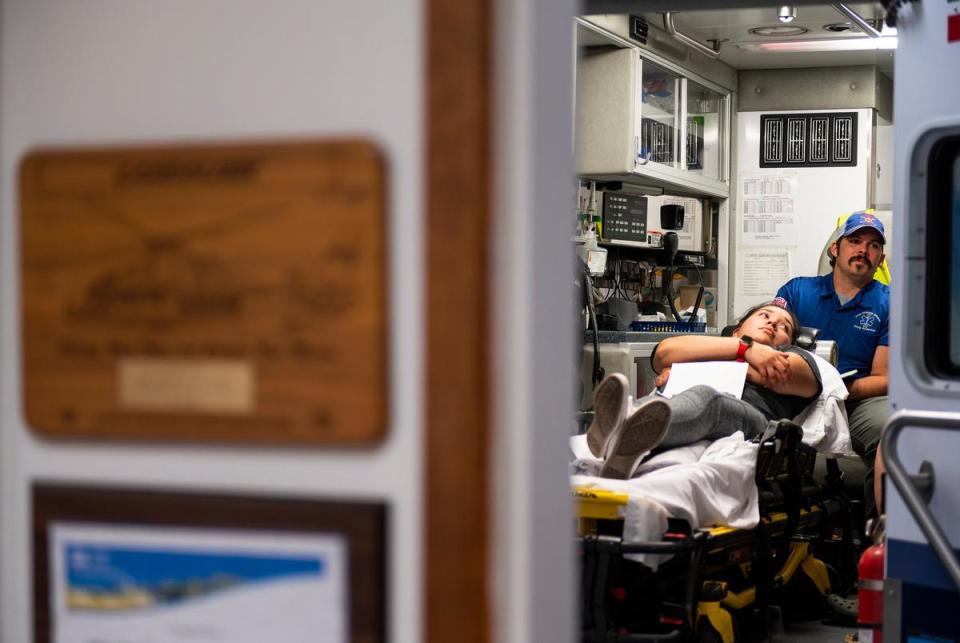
[927,135,960,377]
[951,154,960,368]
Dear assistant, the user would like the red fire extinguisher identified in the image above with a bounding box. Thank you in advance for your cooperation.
[858,541,885,643]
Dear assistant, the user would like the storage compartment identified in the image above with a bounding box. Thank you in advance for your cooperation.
[575,19,732,198]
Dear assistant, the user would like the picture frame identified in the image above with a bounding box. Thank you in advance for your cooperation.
[33,484,387,643]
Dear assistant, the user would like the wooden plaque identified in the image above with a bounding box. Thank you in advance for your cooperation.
[33,484,386,643]
[21,141,387,444]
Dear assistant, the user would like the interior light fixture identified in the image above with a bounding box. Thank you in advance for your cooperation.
[823,22,855,33]
[749,25,809,37]
[736,36,897,52]
[778,5,797,23]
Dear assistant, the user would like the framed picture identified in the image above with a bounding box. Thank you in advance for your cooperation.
[33,484,386,643]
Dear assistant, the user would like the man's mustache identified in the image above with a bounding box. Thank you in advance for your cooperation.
[849,254,873,268]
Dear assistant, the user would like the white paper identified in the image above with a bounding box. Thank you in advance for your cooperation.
[661,361,748,400]
[740,172,797,245]
[738,249,791,298]
[51,522,348,643]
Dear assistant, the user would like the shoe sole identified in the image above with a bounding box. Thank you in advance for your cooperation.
[586,374,629,458]
[826,594,858,620]
[599,399,671,480]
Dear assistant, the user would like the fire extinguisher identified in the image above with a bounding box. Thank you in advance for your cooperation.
[858,541,885,643]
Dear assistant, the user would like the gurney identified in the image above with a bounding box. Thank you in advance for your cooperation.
[573,355,859,643]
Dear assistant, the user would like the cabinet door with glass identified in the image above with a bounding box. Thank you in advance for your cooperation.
[638,60,681,166]
[685,79,726,182]
[635,59,728,191]
[575,20,731,197]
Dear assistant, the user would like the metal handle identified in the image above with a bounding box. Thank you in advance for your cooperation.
[662,13,720,59]
[580,533,696,554]
[881,410,960,593]
[832,3,883,38]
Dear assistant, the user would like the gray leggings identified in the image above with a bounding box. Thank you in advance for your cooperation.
[658,385,769,450]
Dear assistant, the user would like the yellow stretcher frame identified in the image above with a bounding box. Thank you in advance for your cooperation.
[575,485,836,643]
[575,421,850,643]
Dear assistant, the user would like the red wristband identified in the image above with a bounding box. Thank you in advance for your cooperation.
[736,340,749,362]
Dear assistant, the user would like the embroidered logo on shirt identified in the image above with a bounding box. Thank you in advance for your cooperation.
[853,311,881,333]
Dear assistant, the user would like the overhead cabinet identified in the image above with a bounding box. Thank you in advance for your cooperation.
[576,26,731,198]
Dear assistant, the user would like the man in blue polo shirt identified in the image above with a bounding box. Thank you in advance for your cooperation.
[775,211,890,518]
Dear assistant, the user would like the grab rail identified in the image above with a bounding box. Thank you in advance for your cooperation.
[881,410,960,594]
[662,13,720,60]
[832,3,883,38]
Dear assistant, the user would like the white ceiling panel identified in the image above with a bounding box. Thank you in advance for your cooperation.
[635,3,894,73]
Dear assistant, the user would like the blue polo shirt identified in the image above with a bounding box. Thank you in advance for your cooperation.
[775,274,889,381]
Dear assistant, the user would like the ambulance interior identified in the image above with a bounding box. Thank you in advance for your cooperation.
[572,3,895,640]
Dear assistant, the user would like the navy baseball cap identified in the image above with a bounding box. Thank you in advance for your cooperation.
[836,210,886,244]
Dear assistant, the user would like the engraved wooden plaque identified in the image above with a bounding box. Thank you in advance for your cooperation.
[21,141,387,444]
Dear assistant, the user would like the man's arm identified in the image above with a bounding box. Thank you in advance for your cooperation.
[847,345,888,401]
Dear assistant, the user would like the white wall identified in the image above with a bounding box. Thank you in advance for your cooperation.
[875,118,894,209]
[733,109,874,315]
[0,2,423,641]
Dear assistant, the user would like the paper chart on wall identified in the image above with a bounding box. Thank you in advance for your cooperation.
[738,249,791,298]
[740,172,797,245]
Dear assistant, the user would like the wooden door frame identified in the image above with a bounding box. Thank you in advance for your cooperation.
[426,0,491,641]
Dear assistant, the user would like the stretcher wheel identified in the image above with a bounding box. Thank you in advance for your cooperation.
[826,559,855,597]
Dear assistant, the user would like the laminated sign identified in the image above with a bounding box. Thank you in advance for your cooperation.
[21,140,387,444]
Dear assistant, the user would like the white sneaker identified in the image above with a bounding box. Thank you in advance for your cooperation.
[599,397,671,480]
[586,373,629,458]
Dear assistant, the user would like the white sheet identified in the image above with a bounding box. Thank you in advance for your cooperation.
[572,432,759,570]
[795,353,854,456]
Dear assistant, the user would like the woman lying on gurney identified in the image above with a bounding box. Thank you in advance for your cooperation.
[588,301,822,479]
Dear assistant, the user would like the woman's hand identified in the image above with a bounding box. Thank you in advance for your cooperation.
[655,367,671,389]
[746,365,767,386]
[745,343,792,387]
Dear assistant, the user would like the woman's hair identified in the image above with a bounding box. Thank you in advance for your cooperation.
[733,301,801,344]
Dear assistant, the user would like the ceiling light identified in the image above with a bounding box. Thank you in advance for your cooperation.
[778,5,797,23]
[749,25,809,37]
[736,36,898,52]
